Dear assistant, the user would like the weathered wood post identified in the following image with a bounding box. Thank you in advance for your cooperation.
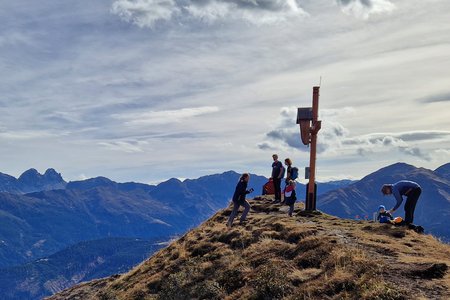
[297,86,322,211]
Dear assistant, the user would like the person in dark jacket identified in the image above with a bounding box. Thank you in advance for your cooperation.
[271,154,284,203]
[381,180,422,225]
[227,173,254,228]
[284,158,293,185]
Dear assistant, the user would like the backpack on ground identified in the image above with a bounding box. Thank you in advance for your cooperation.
[262,179,275,195]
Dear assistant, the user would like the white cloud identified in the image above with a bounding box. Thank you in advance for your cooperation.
[77,174,89,180]
[0,130,63,140]
[262,106,450,163]
[109,0,401,28]
[98,140,149,153]
[399,146,431,161]
[111,0,307,27]
[111,0,179,28]
[112,106,220,127]
[337,0,395,19]
[184,0,306,24]
[341,131,450,161]
[260,106,355,153]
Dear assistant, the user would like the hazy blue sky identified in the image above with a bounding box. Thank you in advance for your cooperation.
[1,0,449,184]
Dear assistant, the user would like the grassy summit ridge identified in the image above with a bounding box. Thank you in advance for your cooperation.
[49,196,450,299]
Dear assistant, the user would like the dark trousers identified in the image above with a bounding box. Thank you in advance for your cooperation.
[288,204,294,216]
[273,177,282,201]
[404,187,421,224]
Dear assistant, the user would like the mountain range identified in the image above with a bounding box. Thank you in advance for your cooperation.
[318,162,450,241]
[0,170,271,299]
[1,163,448,299]
[0,237,164,300]
[0,168,354,268]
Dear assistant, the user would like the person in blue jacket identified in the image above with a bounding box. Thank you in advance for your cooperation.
[381,180,422,225]
[376,205,393,223]
[227,173,254,228]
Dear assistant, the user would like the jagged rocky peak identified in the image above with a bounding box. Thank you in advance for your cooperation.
[17,168,66,193]
[18,168,41,182]
[43,168,65,182]
[18,168,65,183]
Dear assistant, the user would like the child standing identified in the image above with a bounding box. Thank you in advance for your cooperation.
[284,180,297,217]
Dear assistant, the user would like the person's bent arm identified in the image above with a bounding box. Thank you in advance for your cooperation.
[391,188,403,212]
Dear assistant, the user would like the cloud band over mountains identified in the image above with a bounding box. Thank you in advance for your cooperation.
[111,0,395,27]
[260,107,450,162]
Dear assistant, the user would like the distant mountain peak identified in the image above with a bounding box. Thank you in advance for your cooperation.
[436,162,450,170]
[17,168,66,193]
[166,177,182,183]
[66,176,116,190]
[435,163,450,180]
[44,168,59,176]
[86,176,114,184]
[383,162,416,171]
[222,170,239,176]
[18,168,40,179]
[157,178,183,187]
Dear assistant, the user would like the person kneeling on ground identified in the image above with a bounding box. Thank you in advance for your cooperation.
[284,180,297,217]
[377,205,393,223]
[227,173,254,228]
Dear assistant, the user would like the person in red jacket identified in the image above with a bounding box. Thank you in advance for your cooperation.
[284,180,297,217]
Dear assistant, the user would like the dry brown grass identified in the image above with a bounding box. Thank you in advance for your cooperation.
[48,196,450,300]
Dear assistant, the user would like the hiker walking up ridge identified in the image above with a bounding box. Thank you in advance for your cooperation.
[227,173,254,228]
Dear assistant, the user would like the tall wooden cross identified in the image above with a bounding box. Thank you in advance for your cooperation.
[297,86,322,211]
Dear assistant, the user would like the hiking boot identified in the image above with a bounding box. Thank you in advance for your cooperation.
[415,226,424,234]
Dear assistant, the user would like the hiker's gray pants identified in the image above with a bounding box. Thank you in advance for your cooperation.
[228,200,250,225]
